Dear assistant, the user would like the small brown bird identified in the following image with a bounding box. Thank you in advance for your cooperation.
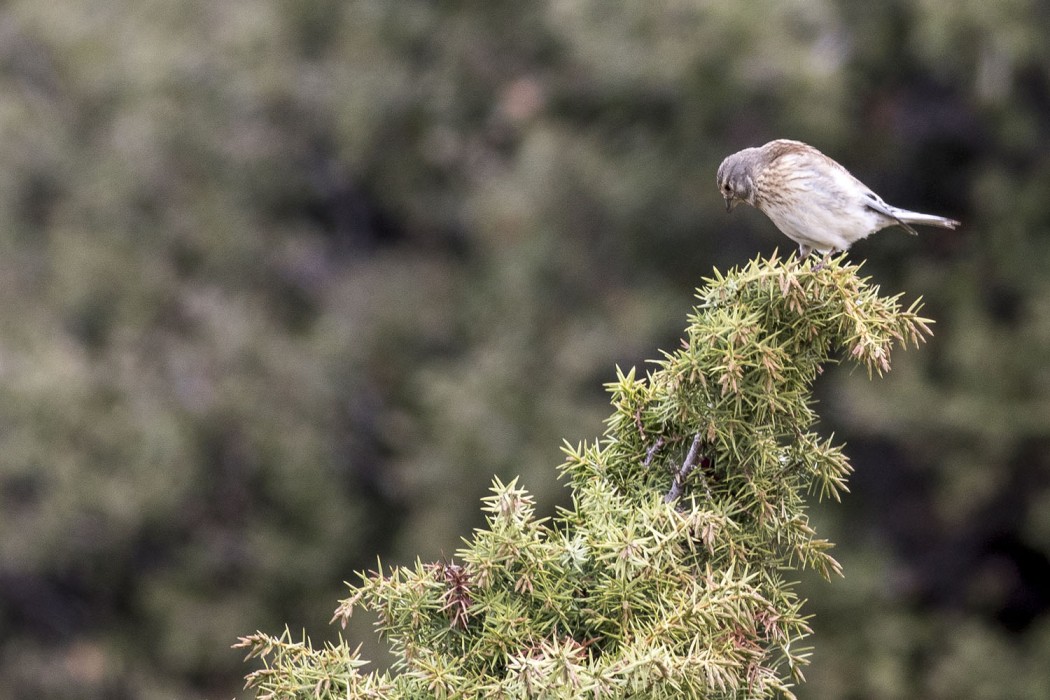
[717,139,959,258]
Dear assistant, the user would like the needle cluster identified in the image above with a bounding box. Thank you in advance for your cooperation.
[237,253,932,699]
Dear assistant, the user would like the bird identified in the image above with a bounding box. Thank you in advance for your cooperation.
[716,139,959,259]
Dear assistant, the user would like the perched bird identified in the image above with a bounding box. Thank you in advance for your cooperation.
[716,139,959,258]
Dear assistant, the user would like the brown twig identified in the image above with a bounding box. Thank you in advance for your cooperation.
[663,432,711,503]
[643,437,666,467]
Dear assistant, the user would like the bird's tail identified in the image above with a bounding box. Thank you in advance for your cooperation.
[866,196,960,236]
[891,208,960,231]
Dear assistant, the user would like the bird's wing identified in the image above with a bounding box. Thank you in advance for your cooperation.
[862,192,920,236]
[773,149,861,211]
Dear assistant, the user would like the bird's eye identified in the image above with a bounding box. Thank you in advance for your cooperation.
[722,183,732,194]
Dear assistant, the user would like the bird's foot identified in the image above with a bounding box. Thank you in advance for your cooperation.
[811,252,833,271]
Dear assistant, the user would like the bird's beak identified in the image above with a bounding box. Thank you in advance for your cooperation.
[723,195,734,213]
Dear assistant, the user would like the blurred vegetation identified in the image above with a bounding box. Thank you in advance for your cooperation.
[0,1,1046,698]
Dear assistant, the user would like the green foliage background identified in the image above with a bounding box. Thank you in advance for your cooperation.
[0,1,1047,698]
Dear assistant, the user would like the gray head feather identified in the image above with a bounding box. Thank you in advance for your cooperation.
[716,147,761,208]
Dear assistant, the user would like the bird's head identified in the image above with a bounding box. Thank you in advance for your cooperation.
[716,149,759,212]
